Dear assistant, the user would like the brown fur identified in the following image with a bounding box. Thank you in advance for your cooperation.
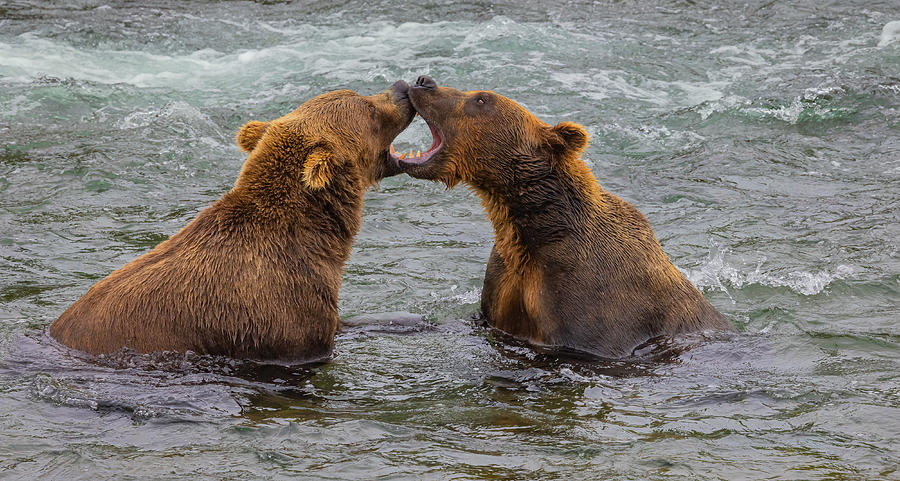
[49,84,414,362]
[402,78,732,358]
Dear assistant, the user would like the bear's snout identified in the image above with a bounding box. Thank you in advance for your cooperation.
[414,75,437,90]
[390,79,410,100]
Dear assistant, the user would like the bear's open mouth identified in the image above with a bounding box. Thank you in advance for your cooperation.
[389,120,443,166]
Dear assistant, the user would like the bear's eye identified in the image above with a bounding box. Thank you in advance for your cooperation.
[369,105,377,114]
[477,97,485,105]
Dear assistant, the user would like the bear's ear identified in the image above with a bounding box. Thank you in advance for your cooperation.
[236,121,270,153]
[302,146,339,190]
[548,121,589,155]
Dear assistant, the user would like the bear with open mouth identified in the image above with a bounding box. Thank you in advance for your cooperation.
[50,81,415,362]
[398,75,733,359]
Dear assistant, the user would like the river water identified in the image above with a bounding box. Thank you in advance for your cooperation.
[1,1,898,479]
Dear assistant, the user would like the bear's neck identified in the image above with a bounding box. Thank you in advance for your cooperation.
[227,154,366,256]
[473,154,604,264]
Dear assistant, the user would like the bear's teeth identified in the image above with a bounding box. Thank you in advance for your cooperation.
[409,149,414,158]
[416,151,421,157]
[390,145,395,153]
[398,152,408,159]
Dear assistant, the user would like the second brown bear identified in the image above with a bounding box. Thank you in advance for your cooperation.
[400,75,733,359]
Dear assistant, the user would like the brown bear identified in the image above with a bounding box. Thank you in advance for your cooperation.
[49,81,415,362]
[399,75,733,359]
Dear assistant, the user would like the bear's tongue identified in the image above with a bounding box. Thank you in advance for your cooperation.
[390,121,442,165]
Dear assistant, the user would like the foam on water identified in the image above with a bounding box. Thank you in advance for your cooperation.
[0,23,434,91]
[877,20,900,47]
[600,122,706,155]
[696,94,752,120]
[116,100,227,145]
[450,287,482,305]
[552,71,674,106]
[692,85,861,125]
[709,44,776,67]
[684,244,854,297]
[0,34,234,88]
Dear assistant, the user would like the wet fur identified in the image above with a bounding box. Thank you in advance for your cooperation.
[50,88,413,362]
[404,83,732,359]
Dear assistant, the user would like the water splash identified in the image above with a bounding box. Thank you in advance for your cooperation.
[877,20,900,47]
[0,24,425,90]
[451,287,482,305]
[116,100,227,150]
[601,122,706,152]
[696,86,857,124]
[684,244,853,297]
[430,286,482,305]
[696,95,752,120]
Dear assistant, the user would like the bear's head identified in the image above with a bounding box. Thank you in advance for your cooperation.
[236,80,415,190]
[397,76,588,189]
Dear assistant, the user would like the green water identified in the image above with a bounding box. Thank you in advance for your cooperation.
[1,1,898,479]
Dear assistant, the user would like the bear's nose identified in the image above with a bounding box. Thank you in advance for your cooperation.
[390,79,410,100]
[414,75,437,90]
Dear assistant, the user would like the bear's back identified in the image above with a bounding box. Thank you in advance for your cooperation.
[49,199,341,360]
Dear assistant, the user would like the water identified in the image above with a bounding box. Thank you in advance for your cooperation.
[1,1,898,479]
